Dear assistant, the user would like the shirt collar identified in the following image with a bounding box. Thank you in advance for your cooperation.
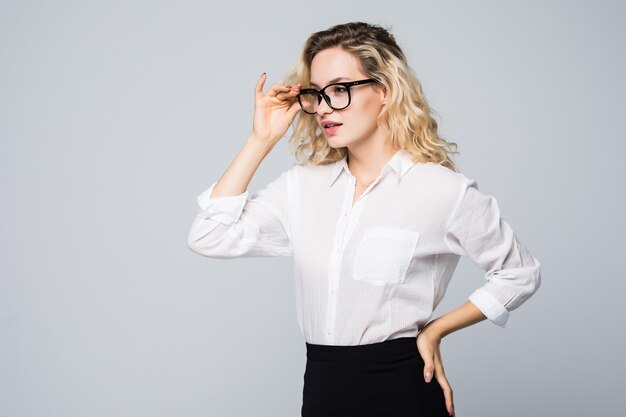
[328,149,416,187]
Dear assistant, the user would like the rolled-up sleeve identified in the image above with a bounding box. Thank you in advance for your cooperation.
[444,178,541,328]
[186,164,295,258]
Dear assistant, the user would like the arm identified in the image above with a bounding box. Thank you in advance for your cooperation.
[209,135,274,200]
[187,73,302,259]
[186,136,295,258]
[439,177,542,331]
[422,300,487,339]
[415,179,541,416]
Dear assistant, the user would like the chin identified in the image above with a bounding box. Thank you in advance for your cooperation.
[326,138,347,149]
[328,136,363,150]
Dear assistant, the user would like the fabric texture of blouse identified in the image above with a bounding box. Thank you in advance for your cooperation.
[187,149,541,346]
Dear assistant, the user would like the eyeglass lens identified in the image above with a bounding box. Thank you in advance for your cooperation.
[299,84,349,114]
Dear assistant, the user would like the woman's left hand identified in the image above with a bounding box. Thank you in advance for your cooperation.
[416,327,455,416]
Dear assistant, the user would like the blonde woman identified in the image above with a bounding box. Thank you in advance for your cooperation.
[187,21,541,417]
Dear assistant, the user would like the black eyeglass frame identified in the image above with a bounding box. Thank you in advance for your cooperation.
[296,78,380,114]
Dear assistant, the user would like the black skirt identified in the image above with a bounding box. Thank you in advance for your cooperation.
[301,336,449,417]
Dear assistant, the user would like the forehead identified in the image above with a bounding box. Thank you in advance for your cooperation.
[309,47,364,87]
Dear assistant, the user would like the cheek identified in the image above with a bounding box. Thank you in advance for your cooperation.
[346,100,381,130]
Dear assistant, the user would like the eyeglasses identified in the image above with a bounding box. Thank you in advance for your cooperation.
[296,78,379,115]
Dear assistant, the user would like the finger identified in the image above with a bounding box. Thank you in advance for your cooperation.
[433,354,454,416]
[281,83,301,94]
[268,83,294,98]
[421,350,435,383]
[255,72,267,101]
[278,84,302,100]
[433,350,446,373]
[437,375,454,416]
[287,97,302,119]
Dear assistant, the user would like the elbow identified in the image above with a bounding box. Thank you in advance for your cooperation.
[186,233,220,258]
[516,263,542,306]
[186,219,224,258]
[187,232,205,256]
[186,227,215,257]
[186,237,219,258]
[187,236,200,254]
[517,262,542,302]
[488,262,542,311]
[529,262,542,296]
[186,230,238,259]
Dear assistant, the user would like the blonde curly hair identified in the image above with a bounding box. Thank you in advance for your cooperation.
[282,21,460,173]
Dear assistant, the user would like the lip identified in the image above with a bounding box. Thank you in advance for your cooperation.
[323,124,342,135]
[321,120,342,127]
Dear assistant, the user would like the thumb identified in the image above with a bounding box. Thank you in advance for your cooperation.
[288,100,301,120]
[423,356,434,383]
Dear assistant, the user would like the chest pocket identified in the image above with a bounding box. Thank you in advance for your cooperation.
[352,225,420,285]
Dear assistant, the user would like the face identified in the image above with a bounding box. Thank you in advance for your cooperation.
[307,47,387,149]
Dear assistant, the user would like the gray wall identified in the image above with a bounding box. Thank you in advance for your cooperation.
[1,1,624,416]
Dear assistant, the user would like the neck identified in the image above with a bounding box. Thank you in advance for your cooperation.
[347,144,399,185]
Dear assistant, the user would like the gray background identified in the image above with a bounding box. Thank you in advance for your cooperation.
[1,1,624,416]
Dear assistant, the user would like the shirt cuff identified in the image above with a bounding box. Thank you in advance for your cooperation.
[196,181,248,225]
[467,287,510,328]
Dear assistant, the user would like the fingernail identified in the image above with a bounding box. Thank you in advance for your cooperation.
[425,372,432,382]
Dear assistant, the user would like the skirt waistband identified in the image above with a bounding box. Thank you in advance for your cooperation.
[305,336,419,362]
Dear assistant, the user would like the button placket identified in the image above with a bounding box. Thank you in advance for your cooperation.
[325,177,357,343]
[326,222,343,341]
[325,176,372,343]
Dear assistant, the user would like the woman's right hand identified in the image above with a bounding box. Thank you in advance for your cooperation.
[251,73,302,148]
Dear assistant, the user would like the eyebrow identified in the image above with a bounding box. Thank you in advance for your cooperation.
[309,77,350,88]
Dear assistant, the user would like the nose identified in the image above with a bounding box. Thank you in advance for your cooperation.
[316,94,333,116]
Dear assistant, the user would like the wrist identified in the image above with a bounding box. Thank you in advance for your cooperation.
[423,318,446,339]
[246,134,274,156]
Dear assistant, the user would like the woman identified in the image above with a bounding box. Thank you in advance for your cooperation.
[187,22,541,417]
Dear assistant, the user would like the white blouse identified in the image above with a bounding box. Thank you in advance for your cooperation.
[187,149,541,346]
